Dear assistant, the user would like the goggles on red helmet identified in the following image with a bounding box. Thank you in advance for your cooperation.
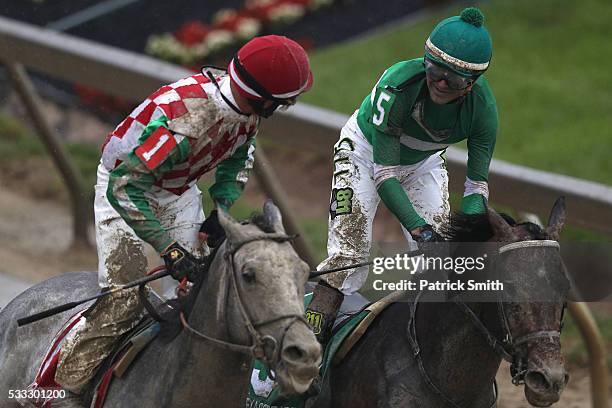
[230,54,295,117]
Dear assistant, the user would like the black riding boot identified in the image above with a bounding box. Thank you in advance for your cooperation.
[305,282,344,347]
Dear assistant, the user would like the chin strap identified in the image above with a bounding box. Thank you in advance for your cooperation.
[201,67,248,116]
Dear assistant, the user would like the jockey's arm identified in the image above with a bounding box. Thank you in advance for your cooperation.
[106,117,190,253]
[462,108,498,214]
[209,134,257,211]
[373,130,428,232]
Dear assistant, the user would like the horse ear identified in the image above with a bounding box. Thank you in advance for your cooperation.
[217,209,248,243]
[263,200,286,234]
[486,205,517,242]
[545,196,566,240]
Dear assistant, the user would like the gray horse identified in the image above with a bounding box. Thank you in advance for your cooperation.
[313,200,570,408]
[0,202,321,407]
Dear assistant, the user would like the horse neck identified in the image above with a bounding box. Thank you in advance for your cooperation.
[417,300,502,406]
[170,243,252,405]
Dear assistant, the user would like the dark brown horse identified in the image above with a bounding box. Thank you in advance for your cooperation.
[313,199,569,408]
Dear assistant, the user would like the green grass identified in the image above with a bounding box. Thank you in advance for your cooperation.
[301,0,612,185]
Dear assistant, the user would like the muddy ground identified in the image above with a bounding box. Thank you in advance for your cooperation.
[0,101,608,407]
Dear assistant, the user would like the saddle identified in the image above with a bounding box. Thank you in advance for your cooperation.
[28,291,168,408]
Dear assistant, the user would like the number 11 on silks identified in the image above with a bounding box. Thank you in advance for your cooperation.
[369,69,395,129]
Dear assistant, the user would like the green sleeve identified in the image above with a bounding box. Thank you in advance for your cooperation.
[377,178,427,231]
[462,104,497,215]
[372,131,426,231]
[466,107,497,182]
[372,130,400,165]
[209,136,256,210]
[107,118,190,253]
[368,75,428,231]
[461,193,486,214]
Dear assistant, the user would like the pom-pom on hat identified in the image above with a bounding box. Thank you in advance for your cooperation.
[229,35,314,101]
[425,7,492,77]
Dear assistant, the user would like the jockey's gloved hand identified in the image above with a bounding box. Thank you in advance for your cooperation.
[200,210,226,248]
[412,224,444,243]
[161,242,200,282]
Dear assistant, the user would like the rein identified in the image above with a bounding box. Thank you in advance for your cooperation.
[406,240,564,407]
[308,248,423,279]
[407,290,499,408]
[179,233,310,368]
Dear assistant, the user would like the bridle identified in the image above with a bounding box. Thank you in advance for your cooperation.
[407,240,566,408]
[487,240,565,386]
[180,233,311,372]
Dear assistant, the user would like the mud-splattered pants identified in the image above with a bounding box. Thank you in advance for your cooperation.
[55,162,206,393]
[319,113,449,295]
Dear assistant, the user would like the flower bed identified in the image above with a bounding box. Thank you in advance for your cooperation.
[146,0,335,66]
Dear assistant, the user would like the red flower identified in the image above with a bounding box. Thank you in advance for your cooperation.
[174,21,210,46]
[279,0,311,5]
[74,85,133,114]
[215,12,249,31]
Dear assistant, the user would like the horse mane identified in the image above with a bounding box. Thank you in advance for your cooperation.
[442,212,547,242]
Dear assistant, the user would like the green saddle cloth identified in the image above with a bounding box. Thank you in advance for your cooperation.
[246,293,369,408]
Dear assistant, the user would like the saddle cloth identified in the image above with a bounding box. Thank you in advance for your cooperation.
[23,310,86,407]
[25,298,164,408]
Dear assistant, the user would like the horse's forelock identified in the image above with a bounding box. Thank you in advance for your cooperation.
[248,213,276,233]
[514,221,548,240]
[443,212,508,242]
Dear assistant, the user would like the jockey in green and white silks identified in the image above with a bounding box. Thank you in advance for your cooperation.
[50,35,314,402]
[306,7,498,346]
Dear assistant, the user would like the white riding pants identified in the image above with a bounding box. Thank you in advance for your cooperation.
[319,113,450,295]
[56,162,205,393]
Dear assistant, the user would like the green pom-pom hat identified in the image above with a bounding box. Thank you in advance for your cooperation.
[424,7,492,77]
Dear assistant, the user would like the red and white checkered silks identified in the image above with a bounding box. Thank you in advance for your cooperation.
[101,74,258,195]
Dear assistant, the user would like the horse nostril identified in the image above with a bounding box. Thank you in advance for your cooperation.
[282,346,306,362]
[563,373,570,386]
[525,371,552,392]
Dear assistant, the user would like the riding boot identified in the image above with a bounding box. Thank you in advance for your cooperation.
[305,282,344,347]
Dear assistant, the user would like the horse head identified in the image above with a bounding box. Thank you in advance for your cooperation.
[216,201,321,395]
[486,198,570,406]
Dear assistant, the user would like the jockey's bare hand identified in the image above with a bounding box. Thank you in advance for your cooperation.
[161,242,200,282]
[199,210,226,248]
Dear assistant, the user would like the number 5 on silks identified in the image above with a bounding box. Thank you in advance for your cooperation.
[372,91,392,126]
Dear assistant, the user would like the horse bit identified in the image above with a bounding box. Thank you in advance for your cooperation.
[179,233,311,373]
[408,240,566,408]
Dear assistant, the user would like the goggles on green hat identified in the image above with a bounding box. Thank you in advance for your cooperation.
[423,58,477,90]
[424,7,492,77]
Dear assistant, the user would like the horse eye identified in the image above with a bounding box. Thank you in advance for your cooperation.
[242,268,256,283]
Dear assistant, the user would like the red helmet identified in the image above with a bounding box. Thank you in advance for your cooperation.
[229,35,314,102]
